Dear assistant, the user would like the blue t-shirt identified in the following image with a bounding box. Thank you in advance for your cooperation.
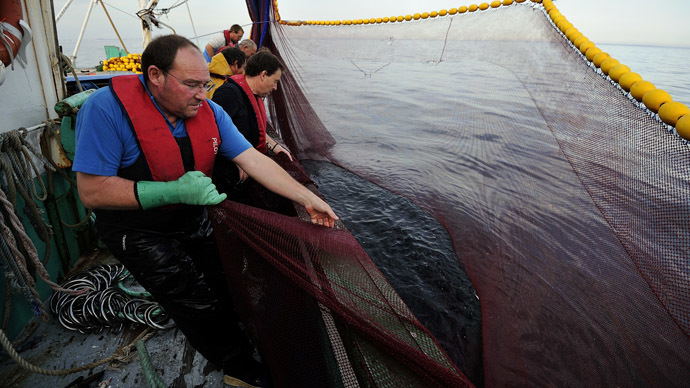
[73,75,251,177]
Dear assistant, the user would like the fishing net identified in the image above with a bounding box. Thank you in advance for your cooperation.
[210,153,469,387]
[210,1,690,387]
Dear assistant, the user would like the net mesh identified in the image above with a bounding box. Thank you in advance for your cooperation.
[210,195,469,387]
[212,2,690,387]
[211,154,469,387]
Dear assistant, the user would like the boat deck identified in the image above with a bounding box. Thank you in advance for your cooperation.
[0,252,227,388]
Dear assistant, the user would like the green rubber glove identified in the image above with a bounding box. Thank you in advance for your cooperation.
[136,171,227,210]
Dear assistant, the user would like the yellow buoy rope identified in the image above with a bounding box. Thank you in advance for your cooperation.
[274,0,690,140]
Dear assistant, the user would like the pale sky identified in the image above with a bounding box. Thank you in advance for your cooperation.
[54,0,690,48]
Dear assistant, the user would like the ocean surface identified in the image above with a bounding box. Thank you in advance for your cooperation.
[598,44,690,107]
[301,159,485,383]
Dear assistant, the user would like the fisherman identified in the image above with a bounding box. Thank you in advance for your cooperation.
[73,34,338,387]
[207,46,246,99]
[211,48,291,195]
[204,24,244,63]
[237,39,258,58]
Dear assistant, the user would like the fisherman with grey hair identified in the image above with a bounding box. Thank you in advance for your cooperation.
[238,39,257,58]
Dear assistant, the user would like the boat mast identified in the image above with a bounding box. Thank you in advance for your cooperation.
[70,0,98,64]
[55,0,75,21]
[68,0,130,65]
[139,0,159,49]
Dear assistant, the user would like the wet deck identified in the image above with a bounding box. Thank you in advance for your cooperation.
[0,309,226,388]
[0,251,227,388]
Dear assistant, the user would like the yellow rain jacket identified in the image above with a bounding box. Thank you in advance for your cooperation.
[206,52,236,99]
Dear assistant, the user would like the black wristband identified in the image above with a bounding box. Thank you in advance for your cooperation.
[133,181,143,209]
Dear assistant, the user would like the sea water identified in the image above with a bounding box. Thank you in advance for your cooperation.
[301,159,485,383]
[59,37,206,68]
[599,44,690,107]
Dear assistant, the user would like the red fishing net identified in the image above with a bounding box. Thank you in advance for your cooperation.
[213,2,690,387]
[210,156,470,387]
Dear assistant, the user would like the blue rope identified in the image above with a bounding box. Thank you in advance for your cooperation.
[259,0,271,48]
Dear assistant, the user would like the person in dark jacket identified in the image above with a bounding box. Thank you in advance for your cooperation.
[212,49,292,196]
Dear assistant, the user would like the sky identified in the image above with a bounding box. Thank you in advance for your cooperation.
[53,0,690,49]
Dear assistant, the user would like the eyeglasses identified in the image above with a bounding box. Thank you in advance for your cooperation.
[165,71,214,92]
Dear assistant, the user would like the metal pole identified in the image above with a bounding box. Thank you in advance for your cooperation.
[70,0,98,65]
[99,0,128,54]
[185,1,200,47]
[55,0,75,22]
[138,0,151,49]
[139,0,159,49]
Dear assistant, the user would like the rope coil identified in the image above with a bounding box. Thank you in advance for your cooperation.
[48,264,175,333]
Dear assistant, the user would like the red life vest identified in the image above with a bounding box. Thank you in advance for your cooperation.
[230,74,267,153]
[217,29,237,53]
[110,75,220,181]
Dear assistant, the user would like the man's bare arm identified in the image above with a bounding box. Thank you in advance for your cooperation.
[205,44,215,59]
[76,172,139,210]
[77,171,226,210]
[233,148,338,226]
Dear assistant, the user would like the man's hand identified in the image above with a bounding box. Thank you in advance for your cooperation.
[137,171,226,210]
[175,171,227,205]
[304,197,339,228]
[273,143,293,161]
